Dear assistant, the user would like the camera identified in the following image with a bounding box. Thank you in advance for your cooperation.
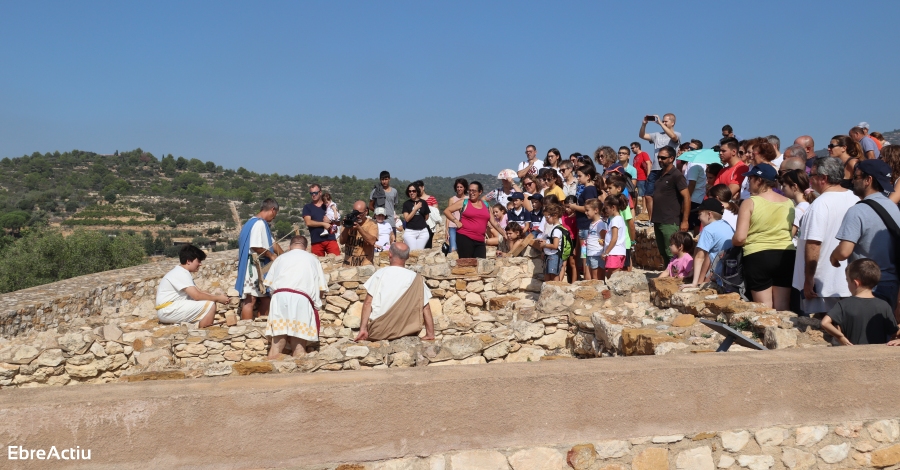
[343,210,362,228]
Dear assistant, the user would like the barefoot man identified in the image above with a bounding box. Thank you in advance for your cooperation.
[265,236,328,358]
[355,242,436,342]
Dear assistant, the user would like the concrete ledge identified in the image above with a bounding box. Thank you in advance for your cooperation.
[2,346,900,468]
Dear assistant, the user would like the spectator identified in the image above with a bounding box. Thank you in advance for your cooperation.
[685,141,707,231]
[792,158,859,316]
[721,124,742,143]
[707,184,739,231]
[339,201,378,266]
[850,126,880,160]
[517,144,544,179]
[484,171,518,207]
[638,113,682,172]
[320,192,340,238]
[793,135,817,172]
[401,184,431,250]
[544,148,563,177]
[583,198,605,281]
[374,208,395,252]
[157,245,230,328]
[821,258,898,345]
[568,165,599,280]
[767,135,784,168]
[831,159,900,312]
[618,146,638,187]
[682,199,734,288]
[870,131,889,148]
[528,194,545,236]
[369,171,399,228]
[780,169,815,242]
[600,195,628,278]
[413,180,439,249]
[606,174,636,272]
[486,203,508,244]
[304,184,340,257]
[537,203,566,282]
[595,146,619,174]
[705,163,724,195]
[858,122,883,150]
[828,135,863,189]
[506,192,530,230]
[445,178,468,253]
[562,195,579,281]
[560,160,578,197]
[650,146,690,266]
[732,165,796,310]
[632,142,652,214]
[539,168,566,202]
[521,174,542,207]
[496,222,527,257]
[658,231,695,279]
[442,181,505,259]
[882,146,900,204]
[739,140,779,200]
[713,138,748,199]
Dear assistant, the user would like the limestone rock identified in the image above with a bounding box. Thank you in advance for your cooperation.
[442,336,484,360]
[754,427,786,447]
[368,457,431,470]
[103,325,123,341]
[67,353,95,366]
[34,349,65,367]
[205,363,233,377]
[508,447,566,470]
[58,332,88,354]
[621,328,678,356]
[136,349,170,366]
[654,341,688,355]
[443,294,466,316]
[594,440,630,459]
[344,345,369,358]
[763,327,797,349]
[794,425,827,446]
[232,362,273,375]
[868,419,900,443]
[119,371,185,382]
[566,444,597,470]
[465,292,484,306]
[511,321,544,341]
[11,345,40,364]
[65,362,99,379]
[449,450,509,470]
[652,434,684,444]
[717,455,735,468]
[483,342,510,360]
[0,363,19,378]
[390,351,415,367]
[871,443,900,468]
[736,454,774,470]
[591,311,625,353]
[721,430,751,452]
[506,346,545,363]
[534,330,568,350]
[675,446,714,470]
[780,447,816,470]
[632,447,668,470]
[606,271,648,295]
[817,442,849,464]
[834,421,862,438]
[671,314,696,327]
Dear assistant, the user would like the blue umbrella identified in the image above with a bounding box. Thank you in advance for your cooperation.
[677,149,721,165]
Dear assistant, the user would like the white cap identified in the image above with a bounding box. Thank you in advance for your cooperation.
[374,207,386,216]
[858,121,870,129]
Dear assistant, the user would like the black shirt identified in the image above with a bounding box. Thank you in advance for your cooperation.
[302,202,336,244]
[402,199,430,230]
[827,296,898,345]
[576,185,599,230]
[650,166,688,225]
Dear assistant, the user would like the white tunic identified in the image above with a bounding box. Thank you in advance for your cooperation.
[362,266,432,321]
[264,249,328,340]
[243,219,272,298]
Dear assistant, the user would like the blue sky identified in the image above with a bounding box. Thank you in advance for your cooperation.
[1,1,898,180]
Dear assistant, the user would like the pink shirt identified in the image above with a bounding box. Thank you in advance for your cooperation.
[457,200,490,242]
[666,254,694,278]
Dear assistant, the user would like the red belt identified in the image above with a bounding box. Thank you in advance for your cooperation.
[271,288,320,332]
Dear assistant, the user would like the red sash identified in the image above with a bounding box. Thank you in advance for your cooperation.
[271,288,321,332]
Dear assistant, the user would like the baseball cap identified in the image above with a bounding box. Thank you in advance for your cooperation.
[855,159,893,192]
[374,207,386,216]
[697,198,724,214]
[509,192,525,200]
[743,165,778,182]
[528,193,544,201]
[858,121,870,130]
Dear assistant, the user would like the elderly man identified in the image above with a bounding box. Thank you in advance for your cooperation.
[354,242,435,342]
[795,157,860,316]
[831,160,900,315]
[235,198,283,320]
[265,236,328,359]
[339,200,378,266]
[793,135,817,171]
[850,126,881,160]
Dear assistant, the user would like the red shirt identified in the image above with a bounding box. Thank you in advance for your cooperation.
[714,161,749,189]
[634,152,651,180]
[561,214,576,237]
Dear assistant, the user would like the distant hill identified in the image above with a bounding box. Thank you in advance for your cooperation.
[0,148,493,243]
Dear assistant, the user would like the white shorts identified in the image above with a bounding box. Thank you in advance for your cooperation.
[157,299,213,324]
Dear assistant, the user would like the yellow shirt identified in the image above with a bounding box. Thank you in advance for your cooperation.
[744,196,796,256]
[544,186,566,202]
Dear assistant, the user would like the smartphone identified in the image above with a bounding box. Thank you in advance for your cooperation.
[645,115,656,122]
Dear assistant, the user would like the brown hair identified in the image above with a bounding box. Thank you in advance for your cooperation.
[669,231,696,255]
[584,198,601,211]
[832,134,863,161]
[543,203,564,217]
[881,145,900,187]
[754,141,778,162]
[780,169,817,204]
[847,258,881,289]
[504,221,523,237]
[603,194,627,212]
[492,203,507,214]
[707,184,739,214]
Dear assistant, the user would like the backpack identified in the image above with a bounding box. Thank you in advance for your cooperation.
[372,185,386,208]
[551,225,574,261]
[709,246,748,301]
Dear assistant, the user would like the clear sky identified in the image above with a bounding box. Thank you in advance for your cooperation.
[1,1,898,180]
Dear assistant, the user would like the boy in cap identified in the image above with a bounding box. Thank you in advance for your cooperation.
[683,199,735,288]
[506,192,531,232]
[528,193,545,237]
[374,207,394,252]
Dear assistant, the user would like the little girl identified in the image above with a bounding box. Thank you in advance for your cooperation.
[562,196,579,283]
[583,198,606,281]
[659,231,695,279]
[707,184,739,232]
[321,192,339,236]
[779,169,817,242]
[600,195,628,278]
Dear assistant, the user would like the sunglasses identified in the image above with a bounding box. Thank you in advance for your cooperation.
[407,190,417,194]
[309,191,320,196]
[658,155,674,160]
[827,144,843,149]
[525,182,536,186]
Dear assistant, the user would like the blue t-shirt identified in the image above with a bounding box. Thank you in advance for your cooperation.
[507,207,530,228]
[861,136,881,159]
[302,202,336,244]
[576,185,599,230]
[836,193,900,283]
[697,219,735,275]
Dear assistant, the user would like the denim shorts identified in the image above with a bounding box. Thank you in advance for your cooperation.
[586,255,604,269]
[636,180,647,197]
[645,170,660,196]
[545,253,563,275]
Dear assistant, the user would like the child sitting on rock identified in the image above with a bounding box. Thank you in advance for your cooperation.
[821,258,899,346]
[659,231,695,280]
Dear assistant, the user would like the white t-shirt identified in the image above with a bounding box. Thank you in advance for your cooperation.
[722,209,739,231]
[156,266,195,305]
[586,219,606,256]
[363,266,432,321]
[542,224,561,256]
[325,203,338,222]
[604,215,627,256]
[794,190,860,297]
[375,220,393,251]
[687,164,707,204]
[792,201,810,247]
[649,131,682,171]
[518,159,544,178]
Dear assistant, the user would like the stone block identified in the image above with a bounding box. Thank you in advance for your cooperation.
[817,442,849,464]
[591,311,625,353]
[535,330,568,350]
[449,450,508,470]
[232,362,274,375]
[721,430,750,452]
[594,440,630,459]
[65,362,99,379]
[205,363,233,377]
[621,328,678,356]
[465,292,484,306]
[566,444,597,470]
[632,447,668,470]
[506,346,545,362]
[794,425,828,446]
[868,419,900,443]
[763,327,797,349]
[103,325,123,341]
[871,443,900,468]
[780,447,816,470]
[754,427,787,447]
[508,447,565,470]
[58,332,88,354]
[34,349,65,367]
[442,336,483,360]
[675,446,714,470]
[482,342,510,360]
[488,295,518,311]
[652,434,684,443]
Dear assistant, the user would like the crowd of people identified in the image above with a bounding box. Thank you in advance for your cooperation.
[152,117,900,352]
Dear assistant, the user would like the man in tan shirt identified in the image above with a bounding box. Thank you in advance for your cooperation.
[339,200,378,266]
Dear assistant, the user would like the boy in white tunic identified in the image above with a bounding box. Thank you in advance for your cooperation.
[156,245,230,328]
[265,236,329,358]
